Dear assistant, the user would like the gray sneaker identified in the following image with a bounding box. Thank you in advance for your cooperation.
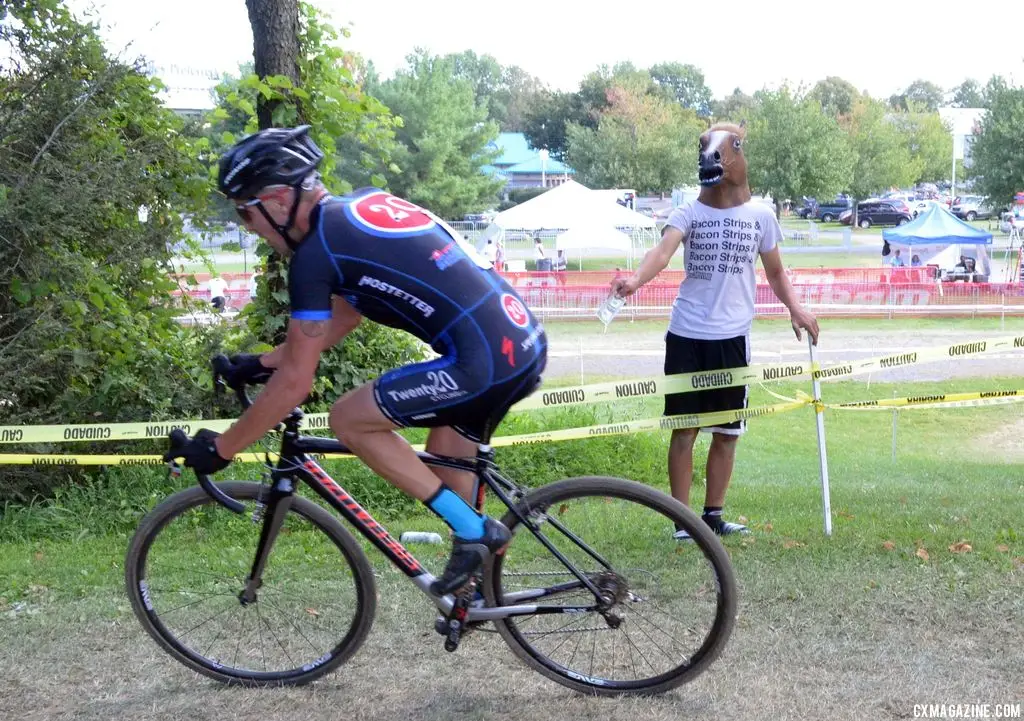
[673,520,750,540]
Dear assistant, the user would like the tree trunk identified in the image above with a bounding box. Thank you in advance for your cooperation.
[245,0,301,129]
[245,0,302,345]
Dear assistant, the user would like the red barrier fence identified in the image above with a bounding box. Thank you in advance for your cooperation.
[171,270,1024,318]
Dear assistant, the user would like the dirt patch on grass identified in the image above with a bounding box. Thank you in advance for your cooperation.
[971,414,1024,463]
[3,569,1020,721]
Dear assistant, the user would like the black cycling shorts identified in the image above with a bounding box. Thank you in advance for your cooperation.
[663,332,749,435]
[374,353,546,444]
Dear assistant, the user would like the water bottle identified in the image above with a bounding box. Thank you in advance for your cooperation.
[596,293,626,327]
[399,531,444,545]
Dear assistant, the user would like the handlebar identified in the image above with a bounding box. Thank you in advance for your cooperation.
[163,354,261,514]
[166,428,245,514]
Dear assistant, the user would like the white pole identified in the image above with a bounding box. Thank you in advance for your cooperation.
[951,136,957,208]
[579,335,584,385]
[808,336,833,537]
[891,391,898,463]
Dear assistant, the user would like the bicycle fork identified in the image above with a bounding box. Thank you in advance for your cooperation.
[239,476,295,605]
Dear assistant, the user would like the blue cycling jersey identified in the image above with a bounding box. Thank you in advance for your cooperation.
[288,188,546,391]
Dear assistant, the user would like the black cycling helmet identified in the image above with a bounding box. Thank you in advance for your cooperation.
[218,125,324,199]
[218,125,325,249]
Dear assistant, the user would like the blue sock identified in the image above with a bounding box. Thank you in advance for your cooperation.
[425,486,486,540]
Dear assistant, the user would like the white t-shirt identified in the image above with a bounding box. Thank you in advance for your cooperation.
[664,200,781,340]
[484,242,498,263]
[207,277,228,298]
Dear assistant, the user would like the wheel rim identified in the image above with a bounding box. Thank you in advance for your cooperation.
[493,489,733,690]
[132,490,367,681]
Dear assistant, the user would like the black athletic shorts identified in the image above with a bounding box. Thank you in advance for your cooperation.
[663,332,749,435]
[374,346,547,444]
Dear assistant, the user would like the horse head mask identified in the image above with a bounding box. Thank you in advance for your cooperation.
[697,122,750,204]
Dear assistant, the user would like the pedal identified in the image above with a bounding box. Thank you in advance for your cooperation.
[441,579,477,652]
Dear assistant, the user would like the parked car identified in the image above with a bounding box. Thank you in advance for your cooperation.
[839,201,913,228]
[951,195,996,221]
[812,195,853,223]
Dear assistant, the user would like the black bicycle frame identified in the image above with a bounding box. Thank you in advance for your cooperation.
[218,414,618,620]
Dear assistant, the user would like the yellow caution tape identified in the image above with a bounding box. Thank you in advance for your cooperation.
[1,333,1021,447]
[3,387,1021,465]
[827,389,1024,411]
[510,361,813,411]
[0,399,811,465]
[810,334,1024,381]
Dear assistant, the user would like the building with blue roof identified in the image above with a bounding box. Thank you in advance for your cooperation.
[484,132,575,191]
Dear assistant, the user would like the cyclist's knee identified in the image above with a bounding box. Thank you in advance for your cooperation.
[328,385,389,440]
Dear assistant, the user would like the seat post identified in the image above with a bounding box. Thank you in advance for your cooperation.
[473,445,496,512]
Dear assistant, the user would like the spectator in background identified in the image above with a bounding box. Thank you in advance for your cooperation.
[248,271,260,302]
[207,274,228,312]
[483,238,498,266]
[494,239,505,272]
[889,249,905,267]
[910,254,922,267]
[553,249,567,272]
[533,237,545,262]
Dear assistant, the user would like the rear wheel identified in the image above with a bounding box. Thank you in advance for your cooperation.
[125,482,377,686]
[966,211,977,221]
[821,213,834,223]
[487,476,737,696]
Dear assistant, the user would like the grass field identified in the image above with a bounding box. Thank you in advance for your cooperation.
[1,368,1021,719]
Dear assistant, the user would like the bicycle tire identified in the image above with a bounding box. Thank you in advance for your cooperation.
[485,476,737,696]
[125,481,377,686]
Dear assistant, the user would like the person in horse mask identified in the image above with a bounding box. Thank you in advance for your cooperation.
[611,122,819,540]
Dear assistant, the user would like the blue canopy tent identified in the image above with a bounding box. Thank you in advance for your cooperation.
[882,205,993,277]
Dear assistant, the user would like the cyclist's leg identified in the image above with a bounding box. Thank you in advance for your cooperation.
[328,383,461,503]
[425,427,478,504]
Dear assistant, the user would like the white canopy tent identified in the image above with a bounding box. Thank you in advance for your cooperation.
[555,225,633,271]
[480,180,657,269]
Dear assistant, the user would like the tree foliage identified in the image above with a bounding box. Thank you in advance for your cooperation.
[648,62,713,116]
[0,0,220,499]
[972,82,1024,206]
[808,76,861,117]
[565,82,704,193]
[743,87,854,217]
[373,49,503,218]
[890,108,953,184]
[889,79,944,112]
[951,79,986,109]
[842,97,918,199]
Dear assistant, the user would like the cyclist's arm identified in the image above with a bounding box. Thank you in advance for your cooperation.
[259,295,361,368]
[214,316,328,459]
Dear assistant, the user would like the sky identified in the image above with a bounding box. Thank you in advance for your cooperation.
[67,0,1021,102]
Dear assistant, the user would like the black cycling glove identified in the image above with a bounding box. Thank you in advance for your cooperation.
[225,353,274,386]
[171,428,232,475]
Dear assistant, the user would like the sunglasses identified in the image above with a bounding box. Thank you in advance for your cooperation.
[235,197,262,223]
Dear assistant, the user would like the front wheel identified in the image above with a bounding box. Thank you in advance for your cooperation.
[859,218,872,229]
[821,213,834,223]
[125,482,377,686]
[486,476,737,696]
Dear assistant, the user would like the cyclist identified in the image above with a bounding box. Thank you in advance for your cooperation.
[174,126,547,595]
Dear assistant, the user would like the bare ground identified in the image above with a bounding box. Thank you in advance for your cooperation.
[2,565,1020,721]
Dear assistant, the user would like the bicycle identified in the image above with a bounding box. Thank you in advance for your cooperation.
[125,358,738,696]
